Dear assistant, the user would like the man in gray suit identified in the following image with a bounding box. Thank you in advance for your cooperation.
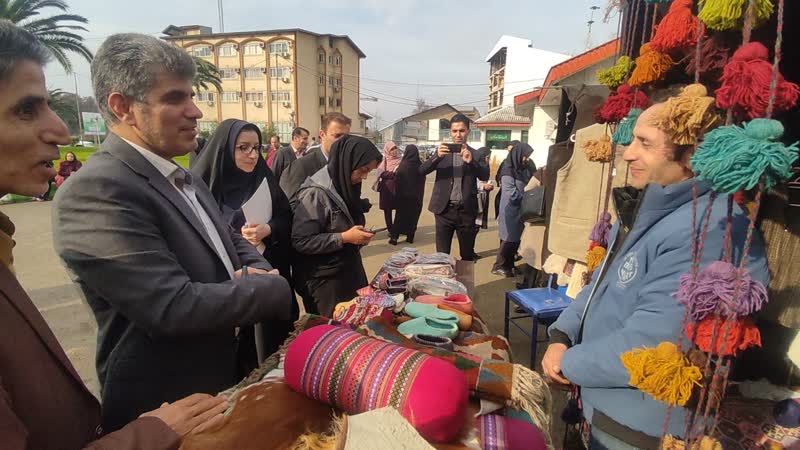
[52,34,292,433]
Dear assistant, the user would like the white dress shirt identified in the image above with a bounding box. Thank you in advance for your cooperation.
[124,139,236,279]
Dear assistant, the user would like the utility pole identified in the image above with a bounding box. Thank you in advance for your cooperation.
[218,0,225,33]
[73,73,82,141]
[586,5,601,49]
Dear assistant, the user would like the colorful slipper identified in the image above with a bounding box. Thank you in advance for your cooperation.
[415,294,474,315]
[436,304,473,331]
[398,317,459,339]
[413,334,455,352]
[405,302,459,323]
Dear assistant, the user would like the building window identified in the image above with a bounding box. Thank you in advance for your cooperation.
[270,91,291,102]
[328,76,335,87]
[243,43,263,55]
[190,45,212,57]
[328,97,334,107]
[318,52,325,63]
[361,119,366,129]
[218,44,237,57]
[244,67,264,79]
[328,55,333,64]
[335,98,341,108]
[274,122,292,142]
[220,68,238,79]
[319,75,325,85]
[334,55,341,66]
[469,129,481,142]
[521,130,529,144]
[269,67,291,79]
[221,91,241,103]
[196,92,215,103]
[198,121,217,132]
[269,41,289,54]
[319,96,325,106]
[244,92,264,103]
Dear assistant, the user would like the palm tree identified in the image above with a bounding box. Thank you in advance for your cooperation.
[193,56,223,94]
[0,0,92,73]
[48,88,78,132]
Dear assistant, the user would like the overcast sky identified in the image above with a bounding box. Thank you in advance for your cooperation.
[44,0,619,129]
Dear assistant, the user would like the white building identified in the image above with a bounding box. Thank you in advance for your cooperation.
[486,36,570,113]
[378,104,481,147]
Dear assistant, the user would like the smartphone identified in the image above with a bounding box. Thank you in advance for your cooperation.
[446,143,463,153]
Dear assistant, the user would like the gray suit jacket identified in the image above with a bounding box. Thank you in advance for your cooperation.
[52,133,292,432]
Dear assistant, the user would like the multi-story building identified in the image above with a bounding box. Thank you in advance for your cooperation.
[486,36,570,113]
[378,104,481,147]
[161,24,366,142]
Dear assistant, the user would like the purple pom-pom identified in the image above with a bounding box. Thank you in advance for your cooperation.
[675,261,768,321]
[589,212,612,247]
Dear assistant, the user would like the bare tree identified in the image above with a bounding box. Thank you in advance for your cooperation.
[413,98,430,114]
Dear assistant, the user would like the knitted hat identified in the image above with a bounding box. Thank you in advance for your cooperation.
[285,325,469,443]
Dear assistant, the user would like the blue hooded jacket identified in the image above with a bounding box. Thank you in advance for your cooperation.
[549,178,769,438]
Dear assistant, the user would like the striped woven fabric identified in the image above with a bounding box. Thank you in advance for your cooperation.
[299,326,426,413]
[479,414,508,450]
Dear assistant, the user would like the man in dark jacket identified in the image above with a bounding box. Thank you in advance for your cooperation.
[52,33,292,433]
[0,21,226,449]
[271,126,310,181]
[420,114,489,260]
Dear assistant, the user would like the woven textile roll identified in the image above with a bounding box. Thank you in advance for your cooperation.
[285,325,469,443]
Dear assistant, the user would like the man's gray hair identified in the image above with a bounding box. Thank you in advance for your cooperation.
[92,33,196,123]
[0,20,51,81]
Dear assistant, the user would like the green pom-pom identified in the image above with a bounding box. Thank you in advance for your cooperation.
[691,119,799,193]
[612,108,642,146]
[597,56,635,89]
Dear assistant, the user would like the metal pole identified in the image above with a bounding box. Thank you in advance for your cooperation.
[73,73,83,142]
[218,0,225,33]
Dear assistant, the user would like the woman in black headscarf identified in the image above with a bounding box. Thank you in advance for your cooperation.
[191,119,294,372]
[492,142,534,277]
[390,144,426,244]
[494,140,521,220]
[474,147,494,230]
[292,135,383,317]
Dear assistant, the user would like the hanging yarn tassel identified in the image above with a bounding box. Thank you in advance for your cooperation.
[599,84,651,123]
[651,0,705,52]
[661,435,723,450]
[620,342,702,407]
[612,108,643,146]
[589,212,613,247]
[698,0,774,31]
[629,44,676,87]
[582,134,613,163]
[682,35,731,78]
[585,246,607,272]
[651,84,720,146]
[686,316,762,356]
[715,42,800,120]
[691,118,799,193]
[597,56,635,89]
[675,260,769,320]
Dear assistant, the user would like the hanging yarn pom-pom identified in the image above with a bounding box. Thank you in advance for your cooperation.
[661,435,723,450]
[599,84,651,123]
[597,56,635,89]
[675,260,769,321]
[691,119,799,193]
[586,245,607,272]
[582,134,613,163]
[620,342,702,406]
[650,0,705,52]
[629,44,676,87]
[589,212,613,247]
[651,84,720,146]
[612,108,642,146]
[699,0,774,32]
[686,316,762,357]
[683,35,730,78]
[716,42,800,120]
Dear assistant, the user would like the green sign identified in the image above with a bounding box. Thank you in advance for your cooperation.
[82,112,107,136]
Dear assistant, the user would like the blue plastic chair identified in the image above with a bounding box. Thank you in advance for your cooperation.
[504,275,572,368]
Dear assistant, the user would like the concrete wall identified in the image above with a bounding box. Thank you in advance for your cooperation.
[528,104,560,168]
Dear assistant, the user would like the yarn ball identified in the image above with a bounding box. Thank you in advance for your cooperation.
[651,0,705,53]
[683,35,731,78]
[675,261,769,321]
[629,43,676,87]
[582,134,613,163]
[599,84,651,123]
[612,108,643,146]
[586,246,607,272]
[285,325,469,443]
[589,212,613,247]
[651,84,720,146]
[686,316,762,357]
[478,415,547,450]
[691,119,800,193]
[620,341,703,406]
[698,0,774,31]
[597,56,635,89]
[716,42,800,120]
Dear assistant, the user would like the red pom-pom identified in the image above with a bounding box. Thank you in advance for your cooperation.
[599,84,651,123]
[716,42,800,120]
[686,316,762,357]
[651,0,705,52]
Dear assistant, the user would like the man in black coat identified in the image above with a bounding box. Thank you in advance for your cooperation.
[419,114,489,260]
[271,127,310,181]
[52,33,293,433]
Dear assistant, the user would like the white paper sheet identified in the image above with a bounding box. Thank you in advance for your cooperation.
[241,179,272,254]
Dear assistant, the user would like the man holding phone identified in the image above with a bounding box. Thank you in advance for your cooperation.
[419,114,489,261]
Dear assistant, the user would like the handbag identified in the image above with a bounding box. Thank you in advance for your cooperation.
[520,185,546,223]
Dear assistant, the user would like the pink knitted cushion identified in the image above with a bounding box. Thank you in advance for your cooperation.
[478,415,547,450]
[285,325,469,443]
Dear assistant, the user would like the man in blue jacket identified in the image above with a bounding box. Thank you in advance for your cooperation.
[542,101,769,449]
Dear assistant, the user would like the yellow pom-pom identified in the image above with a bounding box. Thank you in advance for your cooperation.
[629,44,676,87]
[586,246,607,272]
[582,134,612,163]
[698,0,774,31]
[620,342,702,406]
[597,56,634,89]
[651,84,721,145]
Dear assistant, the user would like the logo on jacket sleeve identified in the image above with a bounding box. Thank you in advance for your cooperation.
[617,251,639,288]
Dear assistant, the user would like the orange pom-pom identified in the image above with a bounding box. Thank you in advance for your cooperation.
[651,0,705,52]
[686,316,762,357]
[629,44,676,87]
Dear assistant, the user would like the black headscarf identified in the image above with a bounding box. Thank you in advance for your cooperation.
[327,135,383,225]
[499,142,535,182]
[190,118,268,217]
[396,145,423,201]
[474,147,491,163]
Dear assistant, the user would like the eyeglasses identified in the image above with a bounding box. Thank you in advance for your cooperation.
[235,144,261,156]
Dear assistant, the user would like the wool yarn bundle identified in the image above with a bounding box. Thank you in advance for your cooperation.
[698,0,774,31]
[650,0,705,52]
[597,56,635,89]
[629,44,676,87]
[598,84,651,123]
[612,108,643,145]
[620,342,703,407]
[650,84,720,146]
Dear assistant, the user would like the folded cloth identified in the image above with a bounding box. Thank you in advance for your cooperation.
[405,302,460,323]
[398,317,459,339]
[345,407,434,450]
[334,300,393,327]
[408,276,467,298]
[415,294,474,315]
[377,273,408,294]
[413,334,455,352]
